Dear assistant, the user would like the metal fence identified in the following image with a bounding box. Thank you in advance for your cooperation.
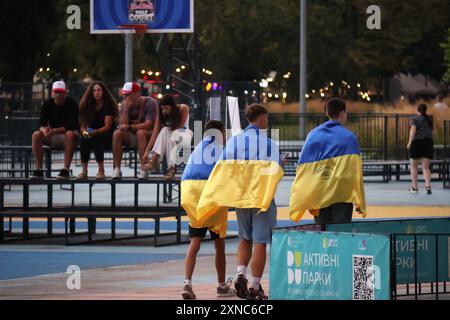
[0,147,66,180]
[269,113,448,161]
[0,117,40,146]
[445,120,450,158]
[445,121,450,188]
[0,81,148,119]
[0,80,446,163]
[391,233,450,300]
[0,114,445,162]
[0,146,137,180]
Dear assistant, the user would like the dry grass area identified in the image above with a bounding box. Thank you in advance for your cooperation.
[267,98,450,118]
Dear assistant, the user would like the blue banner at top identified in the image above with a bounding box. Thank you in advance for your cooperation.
[90,0,194,34]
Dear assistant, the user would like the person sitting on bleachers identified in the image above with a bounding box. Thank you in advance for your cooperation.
[112,82,159,179]
[142,94,193,181]
[31,81,79,180]
[77,81,119,180]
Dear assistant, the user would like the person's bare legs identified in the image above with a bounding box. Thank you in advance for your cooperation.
[98,161,105,175]
[251,243,267,279]
[136,130,151,170]
[112,130,131,169]
[215,238,226,284]
[234,239,253,298]
[32,130,45,170]
[184,237,202,281]
[410,159,419,189]
[422,158,431,188]
[237,239,252,270]
[81,162,88,175]
[63,131,77,169]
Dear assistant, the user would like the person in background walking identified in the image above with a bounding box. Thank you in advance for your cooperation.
[407,103,434,195]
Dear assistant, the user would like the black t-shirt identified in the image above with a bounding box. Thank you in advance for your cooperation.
[88,103,117,132]
[39,97,79,131]
[411,115,433,141]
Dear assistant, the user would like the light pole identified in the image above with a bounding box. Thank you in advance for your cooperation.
[299,0,307,140]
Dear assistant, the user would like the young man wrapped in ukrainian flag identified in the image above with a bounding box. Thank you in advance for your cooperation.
[197,104,284,300]
[180,120,235,300]
[290,98,367,224]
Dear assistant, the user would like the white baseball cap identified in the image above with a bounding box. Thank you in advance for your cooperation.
[52,81,67,93]
[121,82,141,95]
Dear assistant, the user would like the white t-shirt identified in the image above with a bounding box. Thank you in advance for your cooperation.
[434,102,449,112]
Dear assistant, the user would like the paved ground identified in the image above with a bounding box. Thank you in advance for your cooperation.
[0,164,449,300]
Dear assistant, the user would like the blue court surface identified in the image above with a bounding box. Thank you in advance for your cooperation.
[1,180,448,284]
[0,251,189,280]
[0,217,422,281]
[0,220,302,281]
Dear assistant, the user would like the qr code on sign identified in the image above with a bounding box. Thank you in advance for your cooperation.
[352,255,375,300]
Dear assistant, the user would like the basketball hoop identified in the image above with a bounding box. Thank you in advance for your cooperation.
[117,24,148,48]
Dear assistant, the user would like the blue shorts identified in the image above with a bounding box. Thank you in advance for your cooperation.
[236,201,277,244]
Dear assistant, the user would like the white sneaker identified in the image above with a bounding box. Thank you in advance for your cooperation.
[409,187,418,194]
[112,168,122,179]
[138,170,149,179]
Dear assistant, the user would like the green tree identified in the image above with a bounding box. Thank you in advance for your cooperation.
[442,28,450,83]
[1,0,449,96]
[0,0,60,82]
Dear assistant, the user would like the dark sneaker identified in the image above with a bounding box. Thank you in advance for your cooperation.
[56,168,71,180]
[234,274,248,299]
[30,170,44,180]
[181,284,196,300]
[246,285,268,300]
[217,278,237,297]
[426,187,432,195]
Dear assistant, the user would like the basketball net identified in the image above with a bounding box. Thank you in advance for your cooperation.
[118,24,148,48]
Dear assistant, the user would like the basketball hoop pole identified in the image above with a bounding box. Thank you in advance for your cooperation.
[125,33,134,82]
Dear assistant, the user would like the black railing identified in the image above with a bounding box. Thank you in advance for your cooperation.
[1,114,448,163]
[444,120,450,189]
[391,233,450,300]
[269,113,415,161]
[0,82,126,119]
[0,117,40,146]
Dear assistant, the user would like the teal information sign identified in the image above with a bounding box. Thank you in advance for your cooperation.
[327,218,450,284]
[270,230,391,300]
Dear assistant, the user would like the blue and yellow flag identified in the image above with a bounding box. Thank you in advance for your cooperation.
[196,125,284,225]
[289,120,367,222]
[181,136,228,237]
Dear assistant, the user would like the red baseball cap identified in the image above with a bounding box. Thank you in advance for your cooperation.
[52,81,67,93]
[121,82,141,95]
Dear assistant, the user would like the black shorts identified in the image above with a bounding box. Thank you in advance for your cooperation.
[189,225,220,240]
[410,138,434,160]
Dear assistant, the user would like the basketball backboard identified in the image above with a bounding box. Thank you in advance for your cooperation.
[90,0,194,34]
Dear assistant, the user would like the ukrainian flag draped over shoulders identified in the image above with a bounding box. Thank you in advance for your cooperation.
[289,120,367,223]
[196,125,284,225]
[181,136,228,237]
